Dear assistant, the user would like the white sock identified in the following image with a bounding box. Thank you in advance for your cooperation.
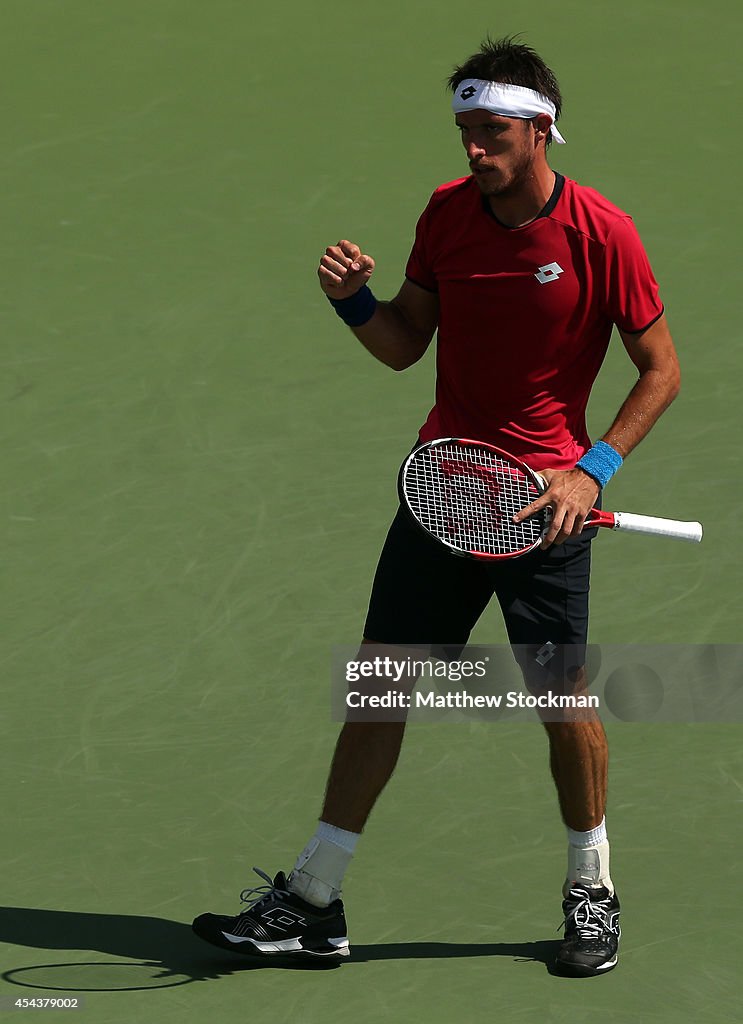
[287,821,360,908]
[564,816,614,895]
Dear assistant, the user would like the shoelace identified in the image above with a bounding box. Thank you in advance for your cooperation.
[560,889,619,939]
[238,867,291,912]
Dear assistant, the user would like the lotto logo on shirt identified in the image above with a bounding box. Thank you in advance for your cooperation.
[534,262,564,284]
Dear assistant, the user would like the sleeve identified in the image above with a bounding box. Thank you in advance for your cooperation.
[404,200,438,293]
[603,216,664,333]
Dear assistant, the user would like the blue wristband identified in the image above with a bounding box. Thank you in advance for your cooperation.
[327,284,377,327]
[576,440,623,489]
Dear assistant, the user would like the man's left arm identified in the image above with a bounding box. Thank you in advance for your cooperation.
[515,313,681,546]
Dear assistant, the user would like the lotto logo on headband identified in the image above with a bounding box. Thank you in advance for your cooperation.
[452,79,567,144]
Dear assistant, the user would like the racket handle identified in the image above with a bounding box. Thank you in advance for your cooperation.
[611,511,703,543]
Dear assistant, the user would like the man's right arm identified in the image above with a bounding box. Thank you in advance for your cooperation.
[318,239,438,371]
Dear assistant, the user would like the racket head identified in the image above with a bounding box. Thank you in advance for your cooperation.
[399,438,548,560]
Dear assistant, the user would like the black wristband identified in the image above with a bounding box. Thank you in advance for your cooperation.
[327,285,377,327]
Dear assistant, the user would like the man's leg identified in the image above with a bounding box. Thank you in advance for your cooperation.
[542,683,613,893]
[543,705,619,976]
[287,505,494,908]
[493,535,621,974]
[288,639,419,905]
[535,661,607,832]
[511,651,620,975]
[543,702,607,833]
[515,651,613,890]
[321,720,406,834]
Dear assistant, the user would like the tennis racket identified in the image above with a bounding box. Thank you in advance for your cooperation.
[399,438,703,560]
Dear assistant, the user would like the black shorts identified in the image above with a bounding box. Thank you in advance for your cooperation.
[363,503,595,651]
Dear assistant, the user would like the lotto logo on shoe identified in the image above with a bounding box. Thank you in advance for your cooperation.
[535,262,564,284]
[261,908,307,932]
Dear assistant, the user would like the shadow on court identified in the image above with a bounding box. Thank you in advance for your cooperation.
[0,908,566,989]
[351,939,564,972]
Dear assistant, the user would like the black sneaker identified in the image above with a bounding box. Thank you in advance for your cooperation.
[555,884,621,976]
[192,868,350,961]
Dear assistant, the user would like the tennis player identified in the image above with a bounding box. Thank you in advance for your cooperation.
[193,36,680,976]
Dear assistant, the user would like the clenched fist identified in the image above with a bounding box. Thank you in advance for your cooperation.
[318,240,375,300]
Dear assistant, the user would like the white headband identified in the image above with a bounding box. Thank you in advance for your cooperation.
[452,79,566,145]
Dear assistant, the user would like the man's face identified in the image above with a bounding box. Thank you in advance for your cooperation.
[455,109,538,196]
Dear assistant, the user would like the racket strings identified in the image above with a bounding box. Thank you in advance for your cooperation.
[404,444,544,556]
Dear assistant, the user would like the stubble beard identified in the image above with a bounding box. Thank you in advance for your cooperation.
[473,148,535,198]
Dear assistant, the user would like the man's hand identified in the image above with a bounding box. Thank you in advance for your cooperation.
[513,468,600,548]
[318,240,375,300]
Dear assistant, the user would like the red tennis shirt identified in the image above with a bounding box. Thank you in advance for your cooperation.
[405,173,663,471]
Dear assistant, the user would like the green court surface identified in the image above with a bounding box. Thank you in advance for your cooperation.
[1,1,741,1021]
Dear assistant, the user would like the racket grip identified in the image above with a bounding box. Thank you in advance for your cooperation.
[612,511,703,543]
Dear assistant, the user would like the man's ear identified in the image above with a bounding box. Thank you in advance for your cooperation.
[532,113,553,146]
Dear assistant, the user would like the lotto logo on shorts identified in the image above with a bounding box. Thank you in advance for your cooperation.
[534,262,564,284]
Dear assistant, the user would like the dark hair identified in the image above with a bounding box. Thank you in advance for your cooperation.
[448,35,562,140]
